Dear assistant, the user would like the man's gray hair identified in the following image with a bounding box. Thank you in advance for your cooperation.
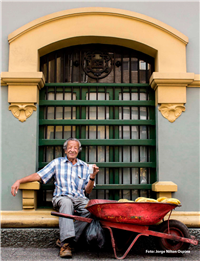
[63,138,82,152]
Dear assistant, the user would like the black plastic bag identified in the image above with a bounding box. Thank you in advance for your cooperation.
[86,219,105,248]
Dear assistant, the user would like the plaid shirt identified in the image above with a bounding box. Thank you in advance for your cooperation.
[37,156,90,199]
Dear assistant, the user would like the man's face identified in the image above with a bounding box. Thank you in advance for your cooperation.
[65,140,79,160]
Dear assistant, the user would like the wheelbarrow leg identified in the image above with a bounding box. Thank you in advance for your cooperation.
[103,226,148,260]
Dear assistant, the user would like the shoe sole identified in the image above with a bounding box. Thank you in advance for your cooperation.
[60,253,72,258]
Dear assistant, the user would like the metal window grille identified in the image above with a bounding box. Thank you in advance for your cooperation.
[38,44,156,207]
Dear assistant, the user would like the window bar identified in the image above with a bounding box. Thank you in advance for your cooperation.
[71,53,74,83]
[146,105,149,121]
[114,53,116,83]
[129,55,132,83]
[121,146,123,162]
[96,125,98,139]
[96,85,98,100]
[45,125,47,139]
[104,145,106,162]
[121,53,123,83]
[45,105,48,119]
[96,146,98,162]
[139,147,141,185]
[63,86,65,100]
[53,103,56,141]
[137,59,140,100]
[44,146,47,162]
[79,51,81,83]
[88,85,90,100]
[121,86,123,120]
[79,123,81,139]
[62,106,65,139]
[53,145,56,161]
[62,125,64,139]
[87,146,89,163]
[130,167,132,183]
[80,85,82,100]
[96,106,98,120]
[71,126,73,137]
[146,62,149,99]
[47,54,49,83]
[55,53,57,83]
[88,126,90,139]
[130,145,132,162]
[105,86,107,100]
[147,167,150,184]
[138,108,141,127]
[88,106,90,120]
[63,51,66,83]
[45,85,48,101]
[71,106,73,120]
[71,85,74,100]
[54,86,56,100]
[96,165,98,185]
[80,106,82,119]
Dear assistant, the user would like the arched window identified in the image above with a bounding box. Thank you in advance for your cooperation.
[38,44,155,207]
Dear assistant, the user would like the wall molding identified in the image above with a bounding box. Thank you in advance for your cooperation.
[8,7,188,45]
[1,210,199,228]
[1,72,45,122]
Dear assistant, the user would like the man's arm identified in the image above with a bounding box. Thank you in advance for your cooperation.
[85,165,99,194]
[11,173,41,197]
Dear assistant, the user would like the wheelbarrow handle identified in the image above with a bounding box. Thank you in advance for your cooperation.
[51,211,93,223]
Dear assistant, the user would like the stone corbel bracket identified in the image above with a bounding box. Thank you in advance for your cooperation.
[9,103,37,122]
[150,73,200,123]
[1,72,45,122]
[158,103,185,123]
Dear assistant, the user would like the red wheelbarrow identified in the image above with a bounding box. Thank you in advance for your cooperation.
[51,199,198,260]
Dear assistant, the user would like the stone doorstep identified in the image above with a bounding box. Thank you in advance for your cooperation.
[1,228,200,250]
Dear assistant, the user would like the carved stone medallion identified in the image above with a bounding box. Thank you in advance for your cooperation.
[82,51,112,79]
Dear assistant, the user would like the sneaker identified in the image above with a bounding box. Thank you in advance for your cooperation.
[60,243,72,258]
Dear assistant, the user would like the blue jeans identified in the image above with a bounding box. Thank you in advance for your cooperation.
[52,195,91,242]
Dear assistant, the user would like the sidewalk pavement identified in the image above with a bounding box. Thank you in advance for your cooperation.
[1,247,199,261]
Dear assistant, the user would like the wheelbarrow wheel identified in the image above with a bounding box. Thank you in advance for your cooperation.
[157,220,190,251]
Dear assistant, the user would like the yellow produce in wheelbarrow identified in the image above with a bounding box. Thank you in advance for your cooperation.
[161,198,181,205]
[157,197,167,202]
[135,197,158,202]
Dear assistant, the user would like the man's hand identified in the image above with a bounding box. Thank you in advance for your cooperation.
[90,164,99,178]
[11,173,41,197]
[11,180,20,196]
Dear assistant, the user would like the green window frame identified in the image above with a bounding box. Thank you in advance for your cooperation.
[38,44,156,208]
